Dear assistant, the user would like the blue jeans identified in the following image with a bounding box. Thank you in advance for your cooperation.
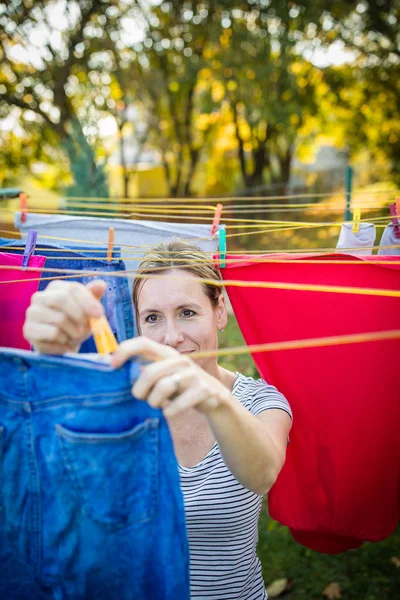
[0,240,134,352]
[0,348,190,600]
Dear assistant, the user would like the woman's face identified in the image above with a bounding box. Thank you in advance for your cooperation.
[137,269,227,372]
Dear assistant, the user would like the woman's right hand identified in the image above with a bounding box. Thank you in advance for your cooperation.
[23,279,107,354]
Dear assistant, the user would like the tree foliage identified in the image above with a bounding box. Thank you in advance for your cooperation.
[0,1,399,196]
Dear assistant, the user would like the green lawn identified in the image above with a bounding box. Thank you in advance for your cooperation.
[258,506,399,599]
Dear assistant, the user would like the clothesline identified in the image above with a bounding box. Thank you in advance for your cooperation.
[21,189,397,202]
[14,202,390,213]
[0,207,392,228]
[1,231,398,255]
[190,330,400,359]
[1,266,399,298]
[1,246,399,265]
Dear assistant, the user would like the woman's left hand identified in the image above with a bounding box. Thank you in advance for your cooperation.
[111,337,229,418]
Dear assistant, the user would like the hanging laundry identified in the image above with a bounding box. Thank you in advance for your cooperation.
[378,223,400,255]
[15,213,223,296]
[0,252,46,350]
[0,240,134,351]
[335,222,376,255]
[0,348,190,600]
[220,253,400,553]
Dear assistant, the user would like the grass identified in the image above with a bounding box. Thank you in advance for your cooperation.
[219,316,400,599]
[258,506,400,599]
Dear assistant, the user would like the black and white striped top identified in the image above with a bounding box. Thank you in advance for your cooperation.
[179,372,292,600]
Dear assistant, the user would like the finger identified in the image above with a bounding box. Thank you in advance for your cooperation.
[163,387,213,418]
[23,322,71,346]
[69,282,105,319]
[32,284,97,327]
[112,336,178,368]
[86,279,107,301]
[32,342,80,355]
[144,373,189,409]
[26,304,88,342]
[133,358,191,399]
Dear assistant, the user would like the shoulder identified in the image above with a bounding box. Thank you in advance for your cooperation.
[233,372,293,420]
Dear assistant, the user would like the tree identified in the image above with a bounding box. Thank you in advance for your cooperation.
[0,0,110,197]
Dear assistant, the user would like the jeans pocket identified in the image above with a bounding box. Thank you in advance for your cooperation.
[56,418,159,531]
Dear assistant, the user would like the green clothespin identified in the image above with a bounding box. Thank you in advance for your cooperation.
[218,228,226,268]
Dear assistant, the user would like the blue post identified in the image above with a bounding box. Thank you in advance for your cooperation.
[345,165,353,222]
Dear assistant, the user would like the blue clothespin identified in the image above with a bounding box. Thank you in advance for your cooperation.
[218,228,226,268]
[21,229,37,270]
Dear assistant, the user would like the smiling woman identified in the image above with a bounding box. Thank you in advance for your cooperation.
[23,238,292,600]
[132,240,226,375]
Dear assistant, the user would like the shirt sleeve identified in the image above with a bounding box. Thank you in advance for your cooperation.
[249,378,293,420]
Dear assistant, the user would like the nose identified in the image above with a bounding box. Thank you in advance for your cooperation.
[162,319,184,349]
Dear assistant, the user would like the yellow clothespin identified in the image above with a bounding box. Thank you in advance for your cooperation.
[107,227,114,263]
[89,315,118,354]
[352,208,361,233]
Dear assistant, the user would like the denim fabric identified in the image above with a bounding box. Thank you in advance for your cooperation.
[0,240,134,352]
[0,348,190,600]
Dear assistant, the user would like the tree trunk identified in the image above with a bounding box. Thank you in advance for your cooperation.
[63,119,109,200]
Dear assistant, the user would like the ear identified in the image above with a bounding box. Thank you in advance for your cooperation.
[216,293,228,331]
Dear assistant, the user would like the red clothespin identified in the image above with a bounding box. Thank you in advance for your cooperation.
[107,227,114,262]
[21,229,37,271]
[389,203,400,239]
[20,192,28,223]
[211,203,223,236]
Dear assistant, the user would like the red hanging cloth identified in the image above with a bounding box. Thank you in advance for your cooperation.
[220,253,400,553]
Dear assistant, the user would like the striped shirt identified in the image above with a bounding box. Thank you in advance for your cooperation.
[178,372,292,600]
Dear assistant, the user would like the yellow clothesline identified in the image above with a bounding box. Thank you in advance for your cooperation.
[2,206,392,229]
[14,201,390,213]
[1,266,399,298]
[191,329,400,360]
[2,246,399,265]
[1,230,399,255]
[21,189,397,202]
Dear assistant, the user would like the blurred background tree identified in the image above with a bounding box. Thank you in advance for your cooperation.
[0,0,398,196]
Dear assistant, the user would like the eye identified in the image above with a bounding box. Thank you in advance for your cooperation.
[145,314,159,324]
[181,309,195,318]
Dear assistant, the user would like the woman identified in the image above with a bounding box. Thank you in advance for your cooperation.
[24,239,292,600]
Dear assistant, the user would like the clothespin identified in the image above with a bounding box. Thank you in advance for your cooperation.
[20,192,28,223]
[389,203,400,239]
[107,227,114,262]
[218,228,226,268]
[89,315,118,354]
[352,208,361,233]
[21,229,37,270]
[211,203,223,236]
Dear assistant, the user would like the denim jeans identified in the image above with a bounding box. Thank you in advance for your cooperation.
[0,348,189,600]
[0,240,134,352]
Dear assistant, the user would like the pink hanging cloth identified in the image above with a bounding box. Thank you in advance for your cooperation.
[0,252,46,350]
[220,253,400,553]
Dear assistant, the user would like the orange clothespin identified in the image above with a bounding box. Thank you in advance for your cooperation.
[89,315,118,354]
[352,208,361,233]
[20,192,28,223]
[396,197,400,217]
[211,203,223,236]
[107,227,114,262]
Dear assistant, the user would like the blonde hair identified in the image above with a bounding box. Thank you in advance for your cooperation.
[133,239,223,322]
